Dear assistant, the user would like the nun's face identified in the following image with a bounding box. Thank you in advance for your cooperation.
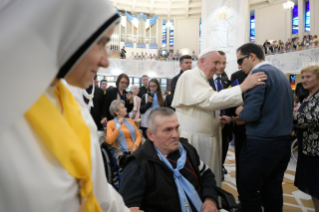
[66,26,115,88]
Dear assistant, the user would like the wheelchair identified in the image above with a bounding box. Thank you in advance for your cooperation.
[100,142,241,211]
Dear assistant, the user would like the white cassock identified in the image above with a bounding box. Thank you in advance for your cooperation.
[172,67,243,186]
[0,86,130,212]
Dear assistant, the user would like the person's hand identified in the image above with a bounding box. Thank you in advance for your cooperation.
[100,117,107,125]
[201,198,218,212]
[131,144,138,153]
[77,196,87,212]
[219,115,232,124]
[233,116,246,125]
[129,207,144,212]
[126,93,133,103]
[240,71,267,93]
[118,117,124,125]
[148,96,154,103]
[235,106,244,116]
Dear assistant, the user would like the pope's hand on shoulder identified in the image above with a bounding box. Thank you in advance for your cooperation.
[240,71,267,93]
[201,197,218,212]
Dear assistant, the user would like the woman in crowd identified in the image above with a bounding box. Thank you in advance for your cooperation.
[294,65,319,211]
[129,85,141,121]
[140,79,164,139]
[0,1,141,211]
[106,100,142,154]
[104,73,133,121]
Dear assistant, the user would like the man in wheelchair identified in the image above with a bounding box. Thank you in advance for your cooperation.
[119,108,220,212]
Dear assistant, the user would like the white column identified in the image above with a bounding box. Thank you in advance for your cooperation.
[201,0,249,76]
[298,0,305,38]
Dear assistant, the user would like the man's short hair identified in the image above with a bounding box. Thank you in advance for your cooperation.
[142,75,149,79]
[147,107,175,133]
[217,51,225,56]
[100,79,107,86]
[179,55,192,64]
[237,43,265,61]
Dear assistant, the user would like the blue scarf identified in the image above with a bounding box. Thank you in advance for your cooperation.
[154,143,203,212]
[151,92,159,110]
[114,118,137,152]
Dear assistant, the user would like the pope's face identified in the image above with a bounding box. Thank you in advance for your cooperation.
[66,26,115,88]
[202,52,221,79]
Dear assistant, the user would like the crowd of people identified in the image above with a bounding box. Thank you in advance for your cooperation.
[263,35,319,55]
[1,1,319,212]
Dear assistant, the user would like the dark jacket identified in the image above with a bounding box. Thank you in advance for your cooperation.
[119,139,218,212]
[208,76,233,139]
[294,89,319,157]
[84,86,105,130]
[103,87,133,121]
[170,70,184,96]
[230,70,248,138]
[137,86,148,99]
[239,64,294,139]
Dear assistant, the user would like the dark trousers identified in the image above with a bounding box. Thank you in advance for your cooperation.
[234,132,246,190]
[238,137,291,212]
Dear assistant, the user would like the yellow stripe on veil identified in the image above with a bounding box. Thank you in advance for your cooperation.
[25,81,102,212]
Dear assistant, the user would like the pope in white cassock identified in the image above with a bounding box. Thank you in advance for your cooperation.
[172,50,267,186]
[0,1,142,212]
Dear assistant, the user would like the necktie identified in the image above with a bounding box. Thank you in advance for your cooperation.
[216,77,222,92]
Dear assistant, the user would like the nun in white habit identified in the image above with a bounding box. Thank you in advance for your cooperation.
[0,1,142,212]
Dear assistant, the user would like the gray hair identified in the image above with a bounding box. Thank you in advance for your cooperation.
[130,85,139,91]
[147,107,176,133]
[109,99,125,117]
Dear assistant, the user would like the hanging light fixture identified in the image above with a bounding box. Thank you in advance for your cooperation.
[283,1,294,10]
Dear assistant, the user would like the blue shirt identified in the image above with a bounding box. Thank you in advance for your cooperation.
[239,63,294,139]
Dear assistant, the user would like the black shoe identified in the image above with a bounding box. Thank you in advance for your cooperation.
[222,168,228,175]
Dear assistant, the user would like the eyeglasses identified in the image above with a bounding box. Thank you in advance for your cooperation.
[120,81,129,85]
[237,55,249,65]
[149,85,158,88]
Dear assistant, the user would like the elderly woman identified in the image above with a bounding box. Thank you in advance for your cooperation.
[106,100,142,154]
[129,85,141,121]
[294,65,319,211]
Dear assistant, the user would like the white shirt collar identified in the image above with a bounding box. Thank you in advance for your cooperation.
[252,61,272,72]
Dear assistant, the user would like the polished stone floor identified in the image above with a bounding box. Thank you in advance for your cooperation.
[222,146,315,212]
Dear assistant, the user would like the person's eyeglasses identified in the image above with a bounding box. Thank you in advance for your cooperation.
[149,85,158,88]
[120,81,129,85]
[237,55,249,65]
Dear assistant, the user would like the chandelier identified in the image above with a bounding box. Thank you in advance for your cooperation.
[283,1,294,10]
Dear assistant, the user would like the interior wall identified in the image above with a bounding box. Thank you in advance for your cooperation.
[254,3,287,44]
[174,18,200,55]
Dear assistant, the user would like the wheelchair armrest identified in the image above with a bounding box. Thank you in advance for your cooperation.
[214,186,239,210]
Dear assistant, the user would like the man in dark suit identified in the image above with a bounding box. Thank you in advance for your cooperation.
[229,69,248,192]
[208,51,232,180]
[84,77,105,130]
[166,55,192,110]
[137,75,149,99]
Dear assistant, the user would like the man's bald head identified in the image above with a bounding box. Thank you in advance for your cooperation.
[198,51,221,79]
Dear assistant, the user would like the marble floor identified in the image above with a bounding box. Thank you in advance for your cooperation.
[222,146,315,212]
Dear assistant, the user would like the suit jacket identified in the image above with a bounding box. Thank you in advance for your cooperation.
[103,87,134,121]
[208,76,233,140]
[230,70,248,139]
[84,85,105,130]
[137,86,147,99]
[170,70,184,96]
